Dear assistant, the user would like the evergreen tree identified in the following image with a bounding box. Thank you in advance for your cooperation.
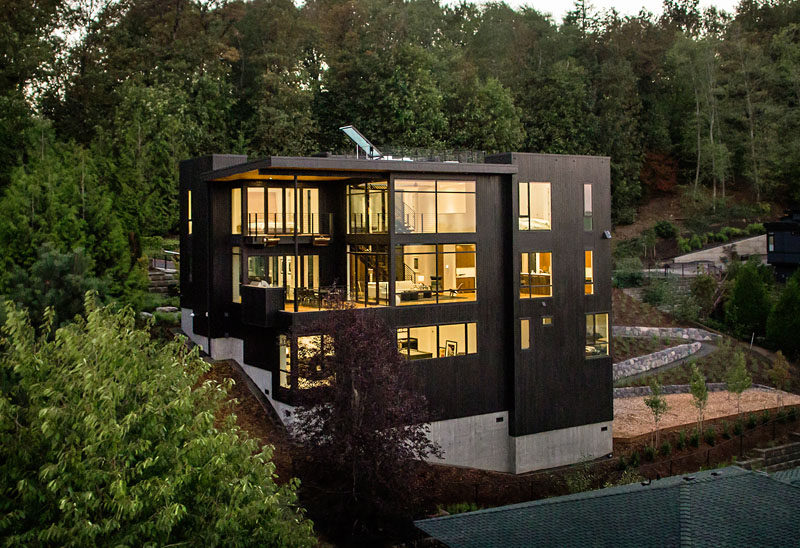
[767,267,800,359]
[725,350,752,417]
[725,260,771,340]
[689,362,708,433]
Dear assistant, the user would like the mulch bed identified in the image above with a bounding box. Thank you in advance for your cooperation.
[612,288,683,328]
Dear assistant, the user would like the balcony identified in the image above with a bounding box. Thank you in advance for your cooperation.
[245,212,334,244]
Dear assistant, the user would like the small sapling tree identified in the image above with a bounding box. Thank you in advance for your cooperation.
[644,377,669,447]
[289,306,441,539]
[768,351,791,409]
[725,350,752,417]
[690,362,709,434]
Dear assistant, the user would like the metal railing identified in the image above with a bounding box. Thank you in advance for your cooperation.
[348,212,388,234]
[246,212,334,237]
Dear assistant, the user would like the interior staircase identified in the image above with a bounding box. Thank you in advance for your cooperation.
[738,433,800,473]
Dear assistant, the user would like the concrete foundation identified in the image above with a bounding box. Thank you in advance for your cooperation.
[180,307,613,474]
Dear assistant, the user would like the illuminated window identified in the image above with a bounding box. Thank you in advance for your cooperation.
[187,190,193,234]
[397,322,477,360]
[521,319,530,350]
[247,187,265,235]
[519,182,551,230]
[542,316,553,326]
[231,188,241,234]
[395,244,476,305]
[232,247,241,303]
[348,182,388,234]
[586,313,609,357]
[584,184,593,231]
[395,179,475,234]
[768,233,775,252]
[585,250,594,295]
[520,252,552,298]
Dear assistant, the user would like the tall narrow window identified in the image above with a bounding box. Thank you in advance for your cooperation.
[187,190,193,234]
[586,313,609,357]
[231,188,241,234]
[518,182,551,230]
[520,252,552,298]
[521,319,530,350]
[585,250,594,295]
[247,187,265,235]
[583,184,593,231]
[348,182,388,234]
[768,233,775,252]
[232,247,241,303]
[279,335,290,388]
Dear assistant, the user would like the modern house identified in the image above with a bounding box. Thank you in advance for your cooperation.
[179,150,613,474]
[766,210,800,282]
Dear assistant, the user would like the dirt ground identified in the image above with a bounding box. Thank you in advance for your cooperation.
[614,389,800,438]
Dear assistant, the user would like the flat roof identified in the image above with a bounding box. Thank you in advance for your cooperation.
[201,155,518,182]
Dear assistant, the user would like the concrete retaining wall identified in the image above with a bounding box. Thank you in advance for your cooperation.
[613,342,702,381]
[613,326,721,341]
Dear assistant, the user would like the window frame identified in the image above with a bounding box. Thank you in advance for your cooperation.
[518,181,551,231]
[585,250,594,295]
[520,251,553,299]
[394,178,476,234]
[583,183,593,231]
[394,243,477,305]
[585,312,610,358]
[397,322,478,360]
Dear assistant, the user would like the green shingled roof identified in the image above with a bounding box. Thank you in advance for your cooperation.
[416,467,800,547]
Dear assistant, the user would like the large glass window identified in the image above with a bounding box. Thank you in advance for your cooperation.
[584,184,593,231]
[520,252,552,298]
[585,250,594,295]
[397,322,477,360]
[519,182,551,230]
[296,335,332,389]
[348,182,388,233]
[231,188,241,234]
[246,254,318,306]
[348,245,389,306]
[395,179,475,233]
[247,187,265,235]
[586,313,609,357]
[395,244,476,305]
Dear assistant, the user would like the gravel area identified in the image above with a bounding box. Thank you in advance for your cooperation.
[613,389,800,438]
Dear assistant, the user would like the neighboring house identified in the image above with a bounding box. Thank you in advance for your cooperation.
[416,466,800,547]
[179,151,613,474]
[766,211,800,282]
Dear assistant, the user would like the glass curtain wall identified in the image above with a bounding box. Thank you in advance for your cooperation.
[246,186,320,235]
[348,245,389,306]
[394,179,475,234]
[348,182,388,233]
[394,244,476,304]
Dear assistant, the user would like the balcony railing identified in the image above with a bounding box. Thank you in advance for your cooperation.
[246,212,334,237]
[348,212,388,234]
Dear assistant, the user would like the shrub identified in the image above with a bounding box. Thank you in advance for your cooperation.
[716,232,729,242]
[643,279,670,306]
[629,450,641,468]
[733,419,744,436]
[689,429,700,447]
[659,441,672,456]
[746,413,758,429]
[721,420,731,439]
[654,220,678,239]
[689,234,703,250]
[703,427,717,446]
[677,430,687,450]
[677,236,692,254]
[643,445,656,462]
[760,410,771,425]
[776,409,788,424]
[439,502,481,515]
[767,270,800,360]
[789,407,798,422]
[691,274,718,317]
[565,463,594,494]
[726,261,771,339]
[614,257,644,288]
[746,223,765,235]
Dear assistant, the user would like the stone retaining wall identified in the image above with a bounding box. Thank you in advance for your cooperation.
[614,383,775,399]
[613,342,702,382]
[612,326,721,342]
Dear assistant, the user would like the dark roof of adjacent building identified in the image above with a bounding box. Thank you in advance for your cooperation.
[415,466,800,548]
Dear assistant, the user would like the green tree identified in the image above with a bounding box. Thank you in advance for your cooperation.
[644,377,669,446]
[767,270,800,359]
[689,362,708,433]
[725,260,771,340]
[768,350,792,409]
[725,350,752,417]
[0,294,315,546]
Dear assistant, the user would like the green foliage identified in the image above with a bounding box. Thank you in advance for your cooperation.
[654,220,678,239]
[677,430,687,450]
[689,429,700,448]
[644,377,669,446]
[690,362,708,432]
[438,502,481,515]
[628,450,641,468]
[660,440,672,456]
[767,271,800,359]
[691,274,718,317]
[760,410,771,425]
[0,295,315,546]
[733,419,744,436]
[677,236,692,254]
[605,468,646,488]
[613,257,644,288]
[725,350,752,415]
[746,223,765,235]
[721,420,731,439]
[746,413,758,429]
[565,462,595,494]
[725,261,771,339]
[703,426,717,446]
[788,407,798,422]
[689,234,703,250]
[643,445,656,461]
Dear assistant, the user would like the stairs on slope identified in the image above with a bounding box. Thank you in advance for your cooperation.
[148,269,178,295]
[738,433,800,473]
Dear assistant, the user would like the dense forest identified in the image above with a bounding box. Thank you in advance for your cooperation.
[3,0,800,309]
